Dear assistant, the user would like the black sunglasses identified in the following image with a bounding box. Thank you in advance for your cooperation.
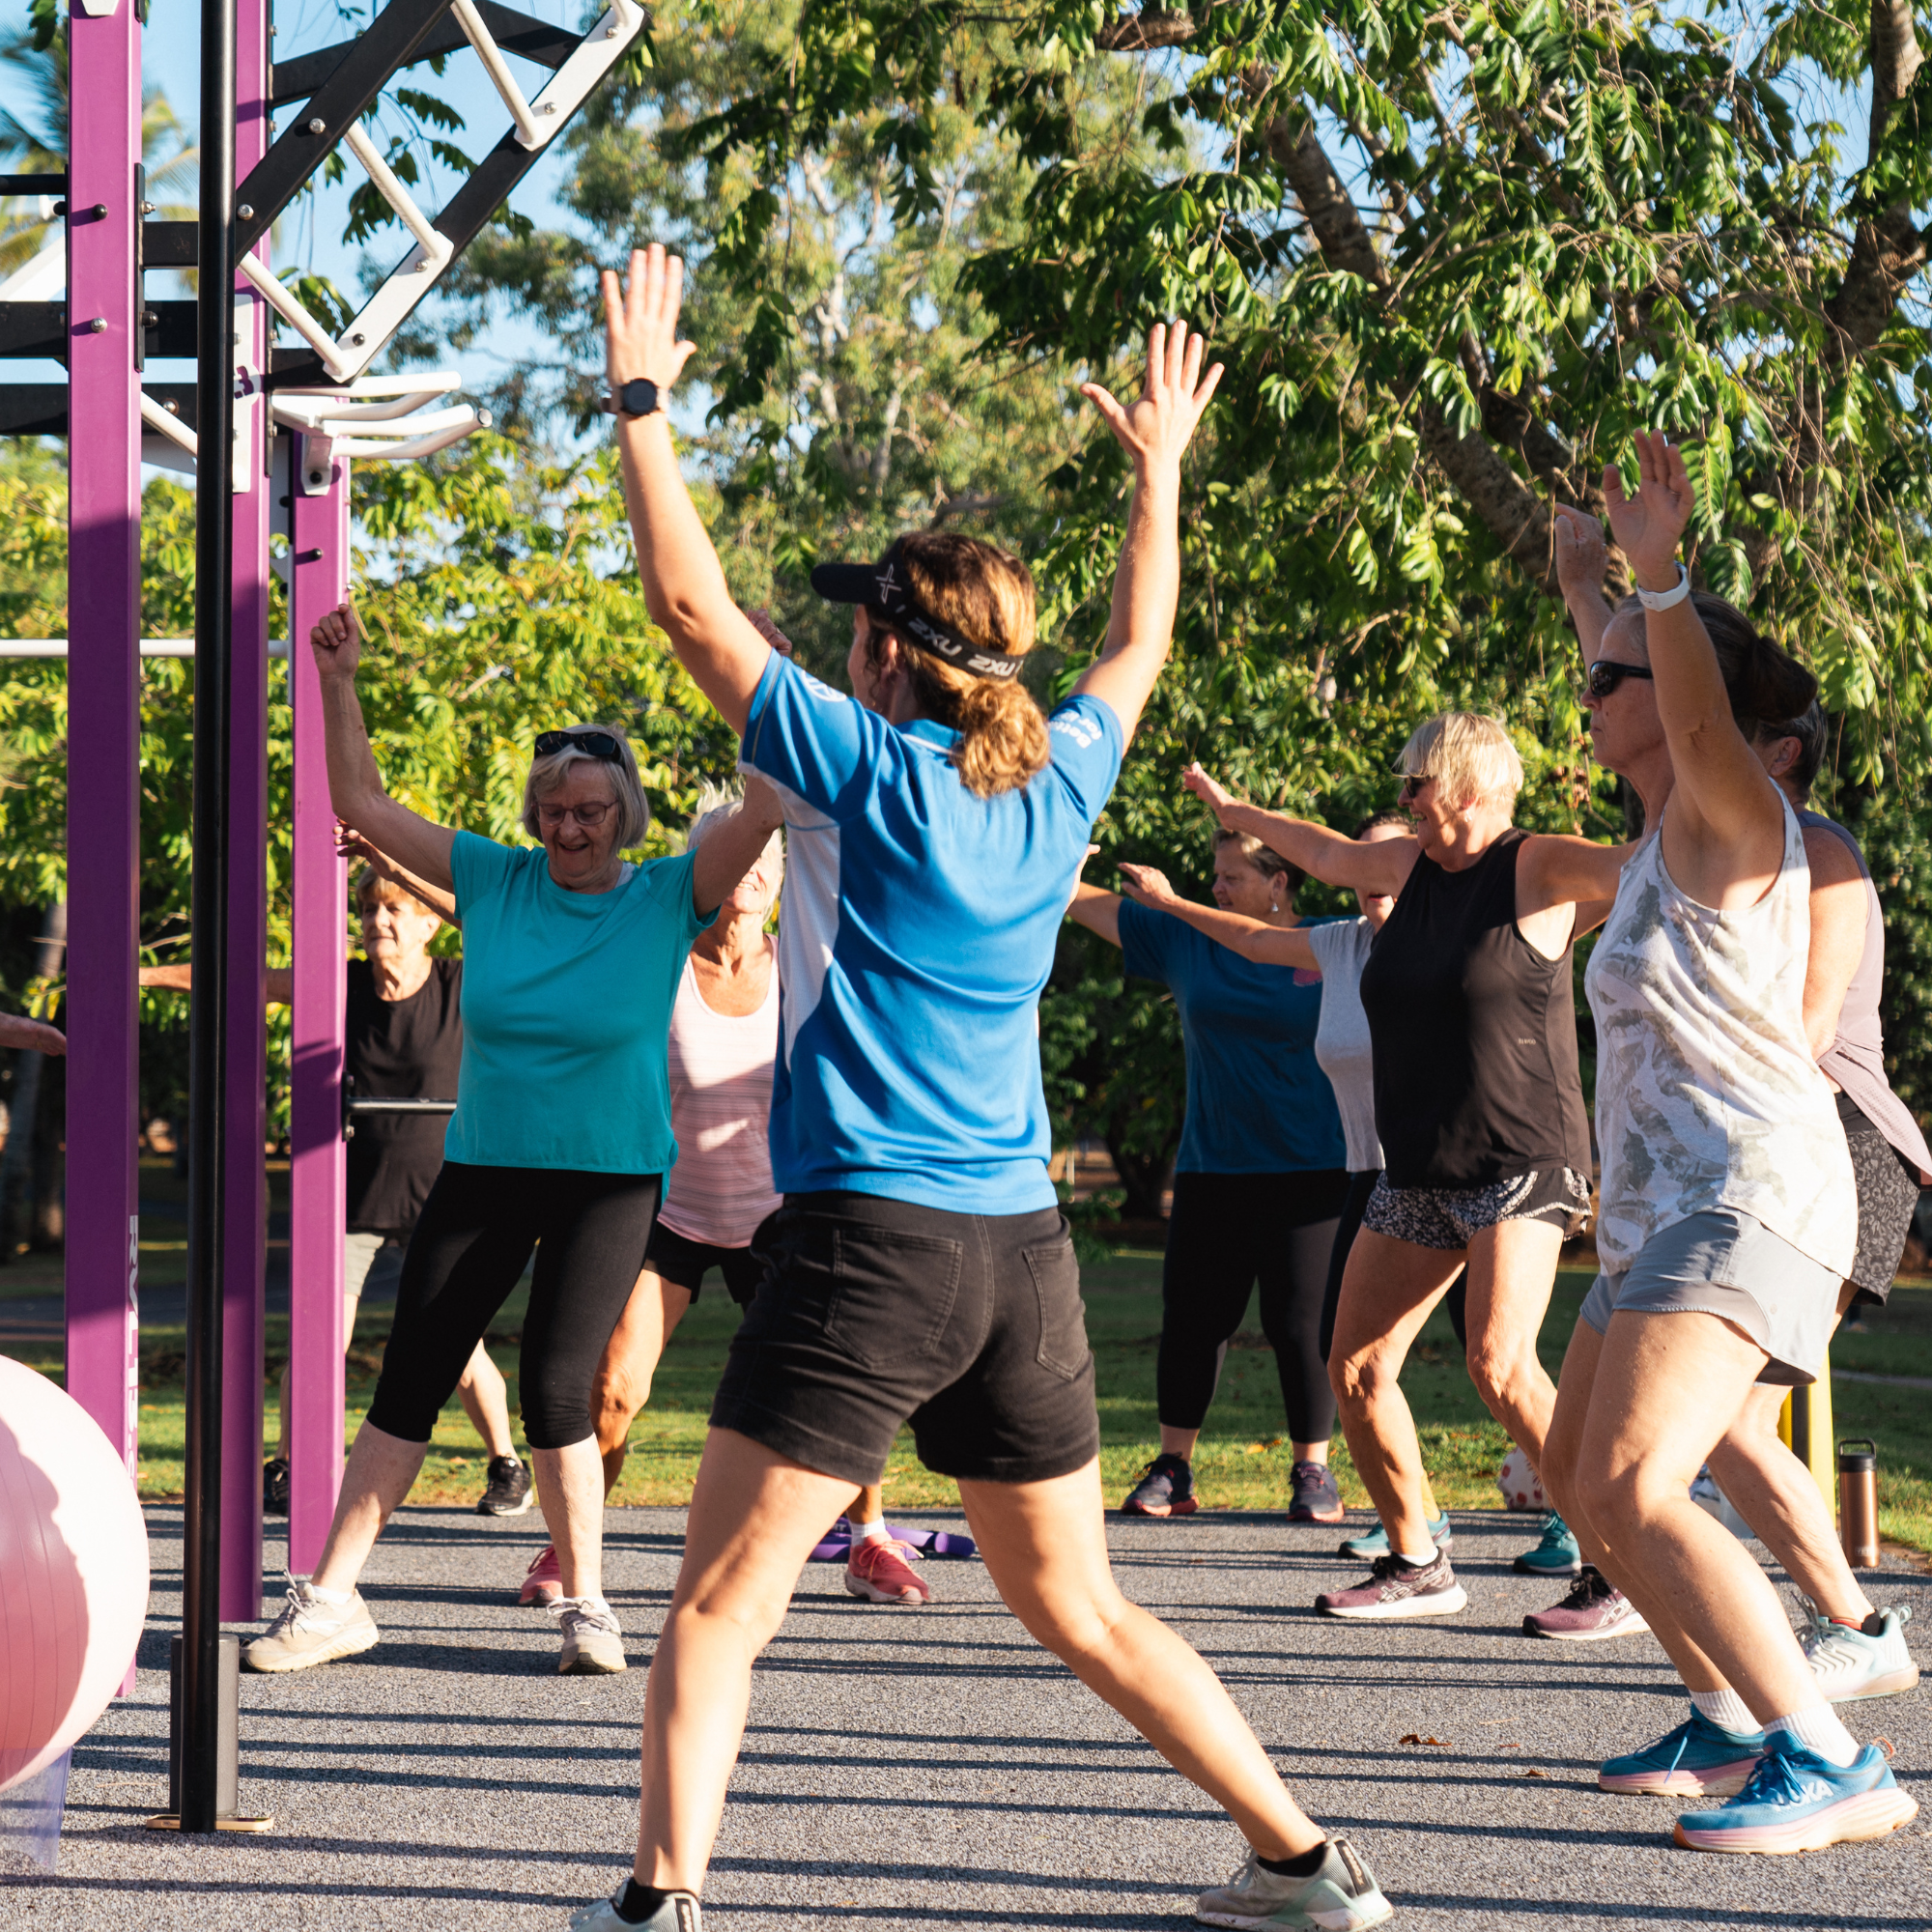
[534,728,624,760]
[1586,660,1655,699]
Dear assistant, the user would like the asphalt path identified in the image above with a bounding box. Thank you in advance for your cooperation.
[7,1505,1928,1928]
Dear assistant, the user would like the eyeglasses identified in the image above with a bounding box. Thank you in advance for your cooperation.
[1584,660,1655,699]
[1395,772,1435,800]
[534,728,624,760]
[536,800,617,830]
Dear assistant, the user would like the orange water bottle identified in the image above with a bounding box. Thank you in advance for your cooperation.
[1837,1438,1879,1569]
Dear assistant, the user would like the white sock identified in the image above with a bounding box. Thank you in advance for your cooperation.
[1690,1687,1760,1736]
[1769,1706,1861,1768]
[848,1517,889,1548]
[305,1579,352,1606]
[1396,1548,1437,1569]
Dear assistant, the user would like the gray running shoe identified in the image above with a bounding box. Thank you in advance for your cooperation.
[569,1887,701,1932]
[553,1597,627,1675]
[242,1577,380,1673]
[1522,1567,1650,1642]
[1799,1598,1919,1702]
[1316,1549,1466,1621]
[1195,1839,1395,1929]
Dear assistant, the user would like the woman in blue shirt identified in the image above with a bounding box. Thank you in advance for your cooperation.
[241,610,781,1681]
[1067,839,1349,1525]
[573,243,1399,1932]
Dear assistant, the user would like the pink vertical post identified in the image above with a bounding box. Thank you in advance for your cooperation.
[286,452,350,1574]
[218,0,272,1621]
[64,2,144,1548]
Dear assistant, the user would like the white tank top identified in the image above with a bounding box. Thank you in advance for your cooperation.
[658,947,783,1247]
[1585,789,1857,1277]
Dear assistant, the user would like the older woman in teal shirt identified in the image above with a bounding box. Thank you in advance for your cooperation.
[242,602,781,1682]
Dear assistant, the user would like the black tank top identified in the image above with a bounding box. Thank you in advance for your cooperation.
[1358,829,1591,1189]
[344,955,464,1233]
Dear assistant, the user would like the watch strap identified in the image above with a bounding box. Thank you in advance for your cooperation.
[615,378,663,419]
[1636,561,1691,611]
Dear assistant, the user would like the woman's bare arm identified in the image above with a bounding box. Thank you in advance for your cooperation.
[1802,827,1868,1060]
[139,962,295,1006]
[690,773,786,916]
[1118,866,1319,969]
[1182,765,1417,896]
[1066,882,1123,948]
[337,825,459,925]
[0,1014,65,1054]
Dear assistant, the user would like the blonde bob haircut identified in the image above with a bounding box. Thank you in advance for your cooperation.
[521,724,652,847]
[688,780,784,882]
[1397,712,1523,814]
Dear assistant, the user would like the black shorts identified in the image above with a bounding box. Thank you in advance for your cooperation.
[710,1192,1098,1489]
[1844,1102,1923,1305]
[644,1217,770,1308]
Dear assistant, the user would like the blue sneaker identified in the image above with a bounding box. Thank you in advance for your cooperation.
[1337,1510,1450,1559]
[1511,1508,1581,1577]
[1673,1734,1918,1854]
[1599,1709,1767,1797]
[1121,1453,1198,1517]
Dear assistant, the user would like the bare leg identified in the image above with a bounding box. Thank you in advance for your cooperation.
[1327,1231,1464,1556]
[311,1420,431,1593]
[455,1342,516,1459]
[848,1483,884,1524]
[1157,1424,1201,1460]
[539,1437,613,1601]
[1460,1218,1565,1468]
[1573,1310,1827,1723]
[276,1286,362,1460]
[594,1271,695,1494]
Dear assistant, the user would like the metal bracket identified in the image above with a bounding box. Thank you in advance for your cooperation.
[272,371,490,493]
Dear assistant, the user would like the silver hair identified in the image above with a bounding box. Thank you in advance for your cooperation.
[521,724,652,846]
[688,779,784,880]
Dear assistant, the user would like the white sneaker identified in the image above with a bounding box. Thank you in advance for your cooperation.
[1800,1599,1919,1702]
[242,1577,380,1673]
[568,1886,700,1930]
[1195,1839,1395,1929]
[552,1597,627,1675]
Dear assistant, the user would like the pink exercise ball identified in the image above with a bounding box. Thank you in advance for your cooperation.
[0,1355,150,1791]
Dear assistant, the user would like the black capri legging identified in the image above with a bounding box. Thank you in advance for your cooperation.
[1319,1167,1466,1363]
[365,1161,662,1451]
[1157,1169,1348,1443]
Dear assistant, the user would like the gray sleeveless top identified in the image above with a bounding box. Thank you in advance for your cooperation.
[1799,810,1932,1182]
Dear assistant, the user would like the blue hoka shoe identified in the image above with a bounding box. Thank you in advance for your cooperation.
[1511,1508,1581,1577]
[1337,1510,1451,1559]
[1673,1734,1918,1854]
[1599,1709,1766,1797]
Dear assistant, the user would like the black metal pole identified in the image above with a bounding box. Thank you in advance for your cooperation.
[182,0,239,1836]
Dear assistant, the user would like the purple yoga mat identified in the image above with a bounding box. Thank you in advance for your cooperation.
[809,1521,978,1562]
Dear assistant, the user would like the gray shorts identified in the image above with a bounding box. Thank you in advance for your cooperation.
[1579,1208,1840,1385]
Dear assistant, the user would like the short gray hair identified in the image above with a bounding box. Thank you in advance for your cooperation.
[521,724,652,846]
[688,780,784,880]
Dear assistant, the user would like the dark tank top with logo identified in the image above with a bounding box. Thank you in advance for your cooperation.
[1357,828,1591,1189]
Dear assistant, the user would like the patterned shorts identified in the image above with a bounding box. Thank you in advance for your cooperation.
[1364,1167,1593,1252]
[1847,1122,1923,1303]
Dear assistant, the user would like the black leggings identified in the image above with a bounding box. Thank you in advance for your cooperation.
[365,1161,662,1451]
[1157,1170,1347,1443]
[1319,1168,1466,1363]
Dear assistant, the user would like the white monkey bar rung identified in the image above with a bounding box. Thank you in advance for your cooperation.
[450,0,547,150]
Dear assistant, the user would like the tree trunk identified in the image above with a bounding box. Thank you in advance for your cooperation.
[1102,1126,1175,1223]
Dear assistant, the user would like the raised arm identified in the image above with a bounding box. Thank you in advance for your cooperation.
[1069,323,1223,738]
[1801,827,1869,1059]
[1553,504,1617,662]
[1118,866,1318,969]
[690,772,786,916]
[1603,434,1783,893]
[139,961,294,1007]
[337,825,459,926]
[308,606,456,891]
[604,245,771,733]
[1066,882,1123,949]
[1182,765,1419,897]
[0,1013,65,1054]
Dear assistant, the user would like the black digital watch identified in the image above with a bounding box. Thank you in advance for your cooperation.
[614,377,664,418]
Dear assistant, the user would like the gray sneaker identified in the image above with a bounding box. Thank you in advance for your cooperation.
[553,1597,627,1675]
[1195,1839,1395,1929]
[1315,1549,1466,1621]
[242,1577,380,1673]
[569,1887,700,1932]
[1800,1598,1919,1701]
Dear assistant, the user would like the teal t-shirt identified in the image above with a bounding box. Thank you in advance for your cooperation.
[442,833,709,1175]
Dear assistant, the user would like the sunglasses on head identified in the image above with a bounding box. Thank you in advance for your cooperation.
[1585,659,1655,699]
[534,728,624,760]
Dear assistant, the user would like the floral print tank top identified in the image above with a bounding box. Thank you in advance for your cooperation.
[1585,788,1857,1276]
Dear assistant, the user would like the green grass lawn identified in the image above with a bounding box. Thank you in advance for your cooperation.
[7,1247,1931,1556]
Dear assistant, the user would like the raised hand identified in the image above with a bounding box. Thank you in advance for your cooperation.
[1181,761,1236,819]
[740,607,796,657]
[1603,430,1694,593]
[1080,321,1224,475]
[602,243,699,400]
[310,602,363,680]
[335,820,398,878]
[1119,863,1180,908]
[1552,503,1607,593]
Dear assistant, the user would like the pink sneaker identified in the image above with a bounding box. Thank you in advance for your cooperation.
[844,1537,934,1605]
[519,1544,562,1606]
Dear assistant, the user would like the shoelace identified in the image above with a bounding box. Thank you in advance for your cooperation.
[1734,1749,1811,1807]
[267,1580,336,1636]
[547,1597,620,1634]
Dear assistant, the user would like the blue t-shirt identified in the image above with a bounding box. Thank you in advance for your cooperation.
[739,649,1123,1213]
[443,834,708,1174]
[1118,897,1348,1176]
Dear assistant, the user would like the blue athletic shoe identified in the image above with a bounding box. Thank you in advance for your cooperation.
[1337,1510,1451,1559]
[1672,1734,1918,1854]
[1511,1508,1581,1577]
[1599,1709,1767,1797]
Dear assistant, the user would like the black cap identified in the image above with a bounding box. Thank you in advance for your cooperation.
[810,539,1023,683]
